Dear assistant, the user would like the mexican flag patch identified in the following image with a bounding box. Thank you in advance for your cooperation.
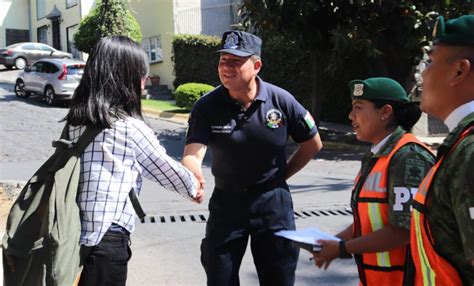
[304,112,315,129]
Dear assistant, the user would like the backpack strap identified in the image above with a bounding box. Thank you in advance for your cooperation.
[73,125,105,154]
[129,189,146,220]
[55,124,147,220]
[52,124,104,153]
[52,124,147,220]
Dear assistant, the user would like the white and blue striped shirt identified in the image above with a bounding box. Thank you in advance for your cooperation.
[69,117,197,246]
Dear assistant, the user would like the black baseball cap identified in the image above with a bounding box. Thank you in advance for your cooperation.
[216,30,262,57]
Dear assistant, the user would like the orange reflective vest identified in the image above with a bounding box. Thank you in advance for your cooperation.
[410,126,473,286]
[352,133,430,286]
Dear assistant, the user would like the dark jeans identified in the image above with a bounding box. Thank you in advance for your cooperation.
[201,184,299,286]
[79,228,131,286]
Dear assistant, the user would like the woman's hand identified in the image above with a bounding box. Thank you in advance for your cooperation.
[312,239,340,269]
[192,174,205,204]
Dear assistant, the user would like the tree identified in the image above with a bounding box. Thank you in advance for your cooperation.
[240,0,472,123]
[74,0,142,53]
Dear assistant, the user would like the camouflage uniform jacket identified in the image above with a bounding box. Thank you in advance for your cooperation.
[426,112,474,285]
[353,127,435,230]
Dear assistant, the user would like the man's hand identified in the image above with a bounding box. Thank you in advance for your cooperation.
[183,143,207,204]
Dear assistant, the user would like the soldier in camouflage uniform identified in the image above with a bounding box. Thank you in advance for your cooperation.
[410,15,474,285]
[313,78,435,285]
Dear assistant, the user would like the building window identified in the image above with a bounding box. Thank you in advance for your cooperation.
[5,29,30,46]
[67,25,80,58]
[142,36,163,63]
[66,0,78,9]
[37,0,46,19]
[37,25,48,44]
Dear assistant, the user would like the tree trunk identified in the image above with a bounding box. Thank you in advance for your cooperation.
[311,49,322,125]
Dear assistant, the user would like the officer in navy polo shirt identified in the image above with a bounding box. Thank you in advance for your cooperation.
[182,30,323,286]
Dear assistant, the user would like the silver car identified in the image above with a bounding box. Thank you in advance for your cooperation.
[14,58,85,105]
[0,42,73,70]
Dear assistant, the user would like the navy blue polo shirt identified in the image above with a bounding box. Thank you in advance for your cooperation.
[185,77,318,185]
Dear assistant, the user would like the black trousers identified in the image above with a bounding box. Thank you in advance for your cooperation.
[201,184,299,286]
[79,228,131,286]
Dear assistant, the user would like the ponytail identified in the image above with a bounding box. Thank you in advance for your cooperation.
[373,100,422,132]
[397,102,422,131]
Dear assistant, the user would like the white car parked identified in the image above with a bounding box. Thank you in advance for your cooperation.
[14,58,85,105]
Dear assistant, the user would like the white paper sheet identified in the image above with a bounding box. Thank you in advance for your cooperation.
[275,227,340,247]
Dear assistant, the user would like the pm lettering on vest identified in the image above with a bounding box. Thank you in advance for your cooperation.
[393,187,417,211]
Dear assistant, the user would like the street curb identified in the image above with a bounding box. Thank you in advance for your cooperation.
[142,107,189,124]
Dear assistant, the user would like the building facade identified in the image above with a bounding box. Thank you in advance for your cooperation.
[0,0,241,89]
[0,0,30,47]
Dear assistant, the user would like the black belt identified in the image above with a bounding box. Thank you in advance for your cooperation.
[214,178,285,193]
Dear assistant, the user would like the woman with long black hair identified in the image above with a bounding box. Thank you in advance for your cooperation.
[63,35,202,285]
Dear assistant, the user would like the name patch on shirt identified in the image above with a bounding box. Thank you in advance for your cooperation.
[211,125,232,134]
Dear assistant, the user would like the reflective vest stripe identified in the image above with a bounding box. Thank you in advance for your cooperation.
[412,210,436,285]
[410,126,472,285]
[367,202,391,267]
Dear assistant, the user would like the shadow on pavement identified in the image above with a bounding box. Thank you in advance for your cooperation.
[317,149,366,161]
[0,92,49,107]
[289,180,353,193]
[0,86,69,108]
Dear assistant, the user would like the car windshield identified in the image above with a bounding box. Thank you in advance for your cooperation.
[67,64,85,75]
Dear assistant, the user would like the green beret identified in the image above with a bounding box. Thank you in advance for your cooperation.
[349,77,410,103]
[433,15,474,46]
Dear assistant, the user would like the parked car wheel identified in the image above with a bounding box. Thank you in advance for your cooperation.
[14,79,30,98]
[44,86,56,106]
[14,57,27,69]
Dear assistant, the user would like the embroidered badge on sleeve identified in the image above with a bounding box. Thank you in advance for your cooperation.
[304,112,315,129]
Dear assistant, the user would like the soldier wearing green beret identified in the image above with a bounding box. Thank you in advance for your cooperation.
[410,14,474,285]
[313,77,435,285]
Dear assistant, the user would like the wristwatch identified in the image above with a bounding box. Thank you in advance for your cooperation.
[338,240,352,259]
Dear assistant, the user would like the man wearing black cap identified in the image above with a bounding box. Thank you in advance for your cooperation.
[182,30,322,285]
[410,14,474,285]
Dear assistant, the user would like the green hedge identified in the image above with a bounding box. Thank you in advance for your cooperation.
[172,34,221,89]
[175,83,214,109]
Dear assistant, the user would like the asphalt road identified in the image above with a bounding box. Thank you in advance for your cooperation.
[0,68,363,285]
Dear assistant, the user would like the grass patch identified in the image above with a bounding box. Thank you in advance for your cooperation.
[141,99,190,114]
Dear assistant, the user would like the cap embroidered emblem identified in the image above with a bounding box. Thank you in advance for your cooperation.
[223,32,239,49]
[353,84,364,96]
[266,109,283,129]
